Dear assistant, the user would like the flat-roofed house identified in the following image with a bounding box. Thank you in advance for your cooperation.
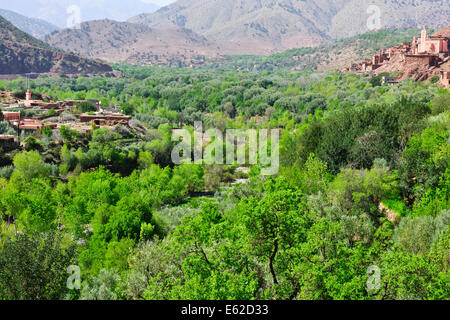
[2,111,20,122]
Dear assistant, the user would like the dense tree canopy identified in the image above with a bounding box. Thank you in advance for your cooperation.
[0,65,448,300]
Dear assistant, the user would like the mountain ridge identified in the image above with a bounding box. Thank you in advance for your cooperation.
[212,28,436,72]
[43,19,226,67]
[42,19,229,66]
[129,0,450,54]
[0,9,59,38]
[0,15,113,76]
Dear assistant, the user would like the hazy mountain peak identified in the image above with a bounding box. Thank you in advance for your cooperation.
[0,8,59,38]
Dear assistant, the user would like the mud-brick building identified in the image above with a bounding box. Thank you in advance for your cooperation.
[2,112,20,123]
[18,119,57,131]
[80,114,131,126]
[404,54,440,66]
[412,27,450,55]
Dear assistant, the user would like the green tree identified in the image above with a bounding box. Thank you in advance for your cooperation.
[24,136,42,151]
[0,232,77,300]
[80,269,121,300]
[11,150,50,182]
[42,125,53,138]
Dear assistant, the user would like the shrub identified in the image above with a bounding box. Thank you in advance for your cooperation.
[0,165,14,179]
[24,136,42,151]
[76,102,97,113]
[430,76,439,84]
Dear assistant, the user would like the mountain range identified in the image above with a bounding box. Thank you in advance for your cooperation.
[0,15,112,76]
[0,9,59,38]
[214,28,434,72]
[1,0,449,73]
[129,0,450,54]
[43,19,224,67]
[0,0,160,28]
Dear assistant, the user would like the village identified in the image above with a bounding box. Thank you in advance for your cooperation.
[1,27,449,154]
[347,26,450,87]
[0,87,131,152]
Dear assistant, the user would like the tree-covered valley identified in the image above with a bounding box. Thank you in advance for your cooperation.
[0,64,449,300]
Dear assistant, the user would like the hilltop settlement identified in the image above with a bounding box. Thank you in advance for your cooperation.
[346,26,450,87]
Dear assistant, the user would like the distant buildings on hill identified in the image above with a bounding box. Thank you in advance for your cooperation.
[347,26,450,87]
[1,90,132,151]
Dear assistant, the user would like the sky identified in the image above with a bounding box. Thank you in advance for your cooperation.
[147,0,177,6]
[0,0,180,27]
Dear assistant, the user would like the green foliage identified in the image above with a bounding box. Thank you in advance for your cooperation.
[104,238,135,272]
[137,151,153,170]
[0,165,14,179]
[398,112,449,214]
[12,150,50,181]
[212,28,423,72]
[395,210,450,255]
[430,91,450,115]
[0,64,448,300]
[329,164,397,218]
[42,125,53,138]
[24,136,42,151]
[76,102,97,113]
[373,247,449,300]
[80,269,121,300]
[173,164,205,194]
[46,108,57,117]
[429,76,439,84]
[0,232,77,300]
[59,125,79,144]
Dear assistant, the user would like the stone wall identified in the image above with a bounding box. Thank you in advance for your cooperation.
[404,54,438,66]
[80,114,131,126]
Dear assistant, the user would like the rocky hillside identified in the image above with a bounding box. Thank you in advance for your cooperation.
[214,28,428,72]
[43,19,225,67]
[0,9,59,38]
[0,15,113,76]
[129,0,450,54]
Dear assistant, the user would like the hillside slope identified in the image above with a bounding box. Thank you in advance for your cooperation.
[130,0,450,54]
[0,16,113,76]
[43,19,225,67]
[0,9,59,38]
[215,28,429,72]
